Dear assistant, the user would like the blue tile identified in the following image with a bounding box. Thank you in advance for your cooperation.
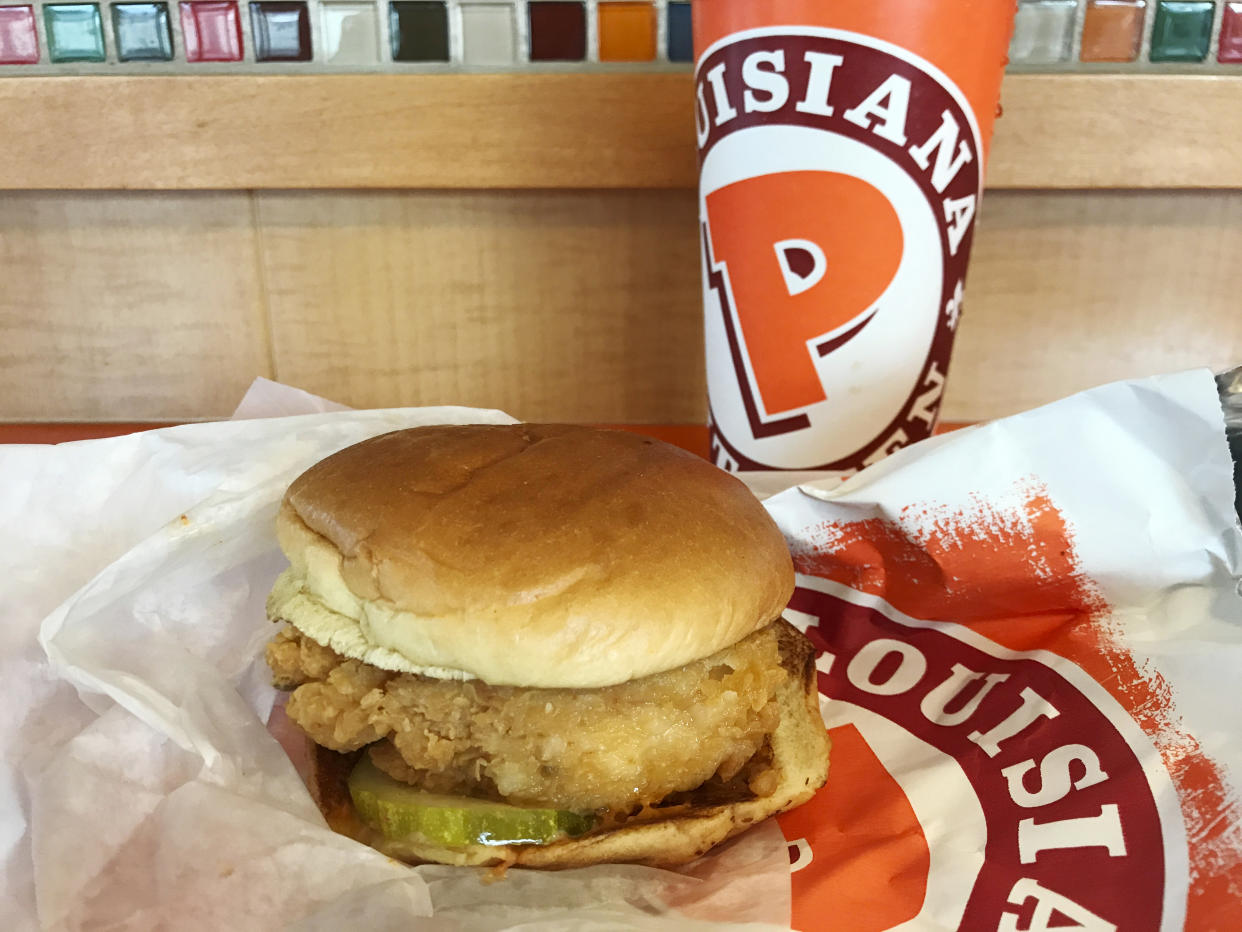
[667,1,691,62]
[112,3,173,62]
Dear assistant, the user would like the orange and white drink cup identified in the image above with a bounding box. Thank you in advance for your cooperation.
[693,0,1014,474]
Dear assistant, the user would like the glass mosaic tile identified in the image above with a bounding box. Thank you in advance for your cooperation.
[113,3,174,62]
[1080,0,1146,62]
[461,2,517,65]
[0,6,39,64]
[390,1,448,62]
[180,1,243,62]
[320,1,380,65]
[1010,0,1078,64]
[1217,1,1242,61]
[667,1,691,63]
[598,2,655,63]
[528,1,585,62]
[1150,0,1215,62]
[44,3,105,63]
[252,1,312,62]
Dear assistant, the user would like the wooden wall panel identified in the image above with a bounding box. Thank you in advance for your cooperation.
[255,188,1242,425]
[947,189,1242,421]
[2,75,1240,189]
[255,189,706,423]
[0,193,272,420]
[2,188,1240,423]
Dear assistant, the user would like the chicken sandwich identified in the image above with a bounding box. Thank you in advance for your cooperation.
[264,424,829,868]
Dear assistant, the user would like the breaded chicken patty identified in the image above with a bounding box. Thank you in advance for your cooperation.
[268,621,789,813]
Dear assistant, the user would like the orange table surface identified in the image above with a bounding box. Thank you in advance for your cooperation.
[0,422,969,458]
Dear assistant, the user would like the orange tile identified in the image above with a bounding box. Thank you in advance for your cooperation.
[598,1,655,62]
[1081,0,1146,62]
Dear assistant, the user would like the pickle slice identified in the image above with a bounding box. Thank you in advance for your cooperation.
[347,756,595,846]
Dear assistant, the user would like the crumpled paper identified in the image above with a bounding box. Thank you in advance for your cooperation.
[2,380,792,932]
[763,367,1242,930]
[10,368,1242,931]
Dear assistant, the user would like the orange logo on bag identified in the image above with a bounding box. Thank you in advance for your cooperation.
[775,486,1242,931]
[705,171,903,416]
[779,724,929,931]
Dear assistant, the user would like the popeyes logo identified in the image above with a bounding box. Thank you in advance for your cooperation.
[697,29,981,472]
[775,578,1181,932]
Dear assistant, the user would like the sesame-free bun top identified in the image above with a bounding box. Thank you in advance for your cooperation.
[268,424,794,689]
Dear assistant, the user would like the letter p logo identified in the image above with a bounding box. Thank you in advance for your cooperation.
[705,170,903,419]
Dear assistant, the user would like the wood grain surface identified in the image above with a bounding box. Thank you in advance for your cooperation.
[0,74,696,190]
[0,192,272,419]
[1,74,1239,189]
[946,189,1242,421]
[254,189,706,422]
[2,187,1239,423]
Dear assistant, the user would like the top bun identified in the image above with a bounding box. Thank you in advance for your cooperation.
[269,424,794,689]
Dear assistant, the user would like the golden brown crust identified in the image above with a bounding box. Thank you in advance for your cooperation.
[306,622,830,869]
[306,746,367,841]
[275,424,795,688]
[277,620,786,812]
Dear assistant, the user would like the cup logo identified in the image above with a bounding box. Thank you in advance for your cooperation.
[705,171,903,419]
[697,29,983,471]
[774,239,826,298]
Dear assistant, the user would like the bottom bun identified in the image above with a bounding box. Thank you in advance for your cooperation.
[307,621,830,870]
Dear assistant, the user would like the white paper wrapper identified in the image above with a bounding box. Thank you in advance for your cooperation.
[7,370,1242,931]
[764,368,1242,931]
[2,381,791,931]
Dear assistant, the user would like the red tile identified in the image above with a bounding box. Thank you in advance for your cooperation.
[180,0,243,62]
[0,6,39,64]
[1221,2,1242,62]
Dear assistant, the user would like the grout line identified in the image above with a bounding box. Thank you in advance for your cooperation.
[168,0,187,63]
[247,191,282,384]
[1210,0,1227,63]
[515,0,529,64]
[30,0,50,65]
[585,0,596,62]
[653,0,666,62]
[100,1,115,62]
[447,0,463,63]
[1141,0,1157,61]
[240,0,255,63]
[304,0,325,65]
[377,0,392,62]
[1070,0,1086,62]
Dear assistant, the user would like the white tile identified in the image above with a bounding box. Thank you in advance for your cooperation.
[1011,0,1078,63]
[321,0,382,64]
[461,2,517,65]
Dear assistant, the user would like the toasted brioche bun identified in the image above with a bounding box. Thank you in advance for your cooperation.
[271,424,794,688]
[307,620,830,869]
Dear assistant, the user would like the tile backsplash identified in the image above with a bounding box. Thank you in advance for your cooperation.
[3,0,1241,73]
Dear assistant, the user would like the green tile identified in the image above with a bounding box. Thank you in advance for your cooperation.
[1150,1,1215,62]
[44,3,106,62]
[390,1,449,62]
[112,3,173,62]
